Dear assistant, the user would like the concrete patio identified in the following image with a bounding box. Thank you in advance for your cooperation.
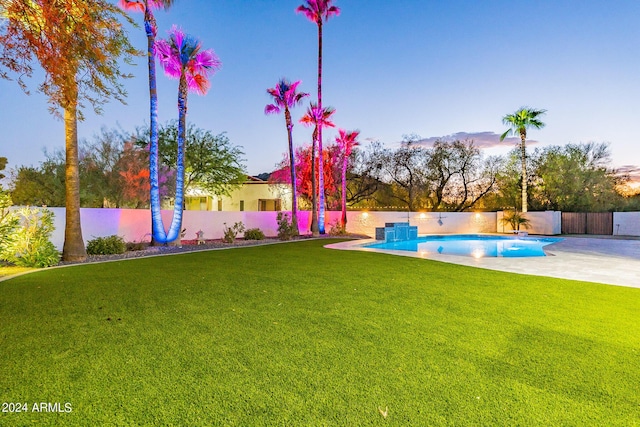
[326,236,640,289]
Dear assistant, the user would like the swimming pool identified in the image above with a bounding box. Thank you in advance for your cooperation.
[365,234,562,258]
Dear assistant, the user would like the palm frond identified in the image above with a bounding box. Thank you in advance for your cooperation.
[156,26,220,94]
[296,4,316,22]
[265,78,308,114]
[118,0,145,13]
[265,104,281,115]
[297,0,340,23]
[154,38,181,79]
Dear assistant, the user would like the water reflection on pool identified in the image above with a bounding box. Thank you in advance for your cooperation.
[365,234,562,258]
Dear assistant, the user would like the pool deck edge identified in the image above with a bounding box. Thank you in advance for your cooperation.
[325,237,640,289]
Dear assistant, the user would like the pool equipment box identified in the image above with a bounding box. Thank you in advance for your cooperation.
[375,222,418,242]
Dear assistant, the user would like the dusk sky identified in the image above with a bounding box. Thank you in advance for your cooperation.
[2,0,640,180]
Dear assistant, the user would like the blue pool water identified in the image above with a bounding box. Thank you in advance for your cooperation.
[366,234,562,258]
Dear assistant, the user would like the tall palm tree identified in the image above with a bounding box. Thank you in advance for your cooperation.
[155,26,220,242]
[265,78,309,235]
[1,1,137,261]
[299,102,335,236]
[500,107,546,212]
[335,129,360,229]
[297,0,340,234]
[119,0,173,244]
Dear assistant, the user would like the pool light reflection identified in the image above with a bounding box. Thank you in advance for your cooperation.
[472,248,485,258]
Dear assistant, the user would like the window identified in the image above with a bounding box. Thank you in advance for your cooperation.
[240,200,245,211]
[258,199,281,211]
[217,200,222,211]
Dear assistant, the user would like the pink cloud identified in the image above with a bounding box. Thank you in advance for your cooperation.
[410,131,538,149]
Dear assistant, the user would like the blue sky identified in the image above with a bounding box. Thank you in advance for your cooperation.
[2,0,640,180]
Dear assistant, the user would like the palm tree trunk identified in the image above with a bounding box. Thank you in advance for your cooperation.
[316,21,326,234]
[62,84,87,262]
[165,76,187,243]
[285,110,299,235]
[341,155,347,228]
[310,127,319,236]
[145,9,166,244]
[520,133,528,213]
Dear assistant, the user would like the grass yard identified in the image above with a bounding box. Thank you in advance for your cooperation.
[1,239,639,426]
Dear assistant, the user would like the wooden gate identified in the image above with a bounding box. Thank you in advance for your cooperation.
[561,212,613,235]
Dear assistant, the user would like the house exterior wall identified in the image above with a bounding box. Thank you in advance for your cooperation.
[185,182,291,211]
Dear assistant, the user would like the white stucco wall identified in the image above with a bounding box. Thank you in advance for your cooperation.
[613,212,640,236]
[495,211,561,235]
[344,211,496,237]
[44,208,500,249]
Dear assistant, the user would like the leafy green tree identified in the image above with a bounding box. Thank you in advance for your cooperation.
[1,206,60,267]
[0,0,139,261]
[482,149,525,211]
[500,107,546,212]
[10,129,165,208]
[81,128,155,208]
[136,122,246,198]
[0,192,19,257]
[371,136,428,211]
[424,140,502,212]
[0,157,7,181]
[531,142,625,212]
[10,163,66,207]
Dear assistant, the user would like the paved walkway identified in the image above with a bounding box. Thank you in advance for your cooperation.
[325,236,640,289]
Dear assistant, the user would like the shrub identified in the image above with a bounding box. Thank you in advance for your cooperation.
[500,210,530,231]
[126,241,146,252]
[1,205,60,268]
[276,212,297,241]
[0,193,19,256]
[222,222,246,243]
[328,220,347,236]
[244,228,265,240]
[87,235,127,255]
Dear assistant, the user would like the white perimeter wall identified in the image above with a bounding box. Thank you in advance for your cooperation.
[495,211,561,235]
[614,212,640,236]
[40,208,568,250]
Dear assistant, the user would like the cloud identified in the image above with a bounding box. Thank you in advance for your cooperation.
[408,131,539,149]
[617,165,640,180]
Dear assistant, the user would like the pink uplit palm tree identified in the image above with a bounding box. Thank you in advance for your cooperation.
[297,0,340,234]
[299,102,336,236]
[335,129,360,229]
[265,78,309,235]
[155,26,221,242]
[118,0,173,244]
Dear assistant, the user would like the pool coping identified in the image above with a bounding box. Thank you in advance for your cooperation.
[325,236,640,289]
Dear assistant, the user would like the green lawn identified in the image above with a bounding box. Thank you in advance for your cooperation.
[1,239,638,426]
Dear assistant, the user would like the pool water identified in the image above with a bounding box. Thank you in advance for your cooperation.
[365,234,562,258]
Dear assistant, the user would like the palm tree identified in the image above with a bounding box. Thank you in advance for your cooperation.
[155,26,220,242]
[500,107,546,213]
[335,129,360,229]
[297,0,340,234]
[299,102,335,236]
[265,78,309,235]
[118,0,173,244]
[1,1,137,261]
